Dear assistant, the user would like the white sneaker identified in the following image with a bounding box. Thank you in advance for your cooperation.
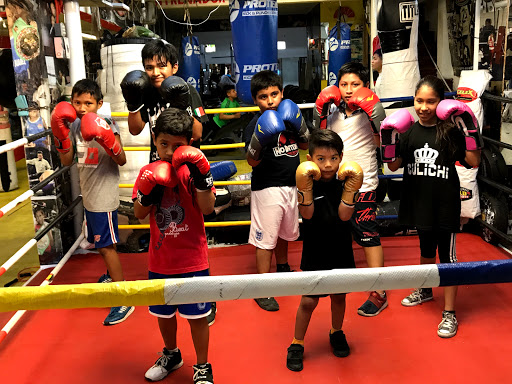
[145,348,183,382]
[438,311,458,338]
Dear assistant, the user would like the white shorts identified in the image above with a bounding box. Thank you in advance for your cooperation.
[249,186,299,250]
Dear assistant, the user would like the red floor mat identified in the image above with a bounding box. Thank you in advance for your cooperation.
[0,233,511,383]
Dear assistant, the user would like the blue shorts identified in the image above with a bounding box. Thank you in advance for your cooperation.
[148,269,212,319]
[350,191,381,247]
[84,209,119,249]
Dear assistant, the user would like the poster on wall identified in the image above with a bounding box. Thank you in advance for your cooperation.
[446,0,475,76]
[5,0,73,264]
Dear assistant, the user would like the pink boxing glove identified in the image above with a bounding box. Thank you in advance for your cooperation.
[380,109,415,162]
[436,99,482,150]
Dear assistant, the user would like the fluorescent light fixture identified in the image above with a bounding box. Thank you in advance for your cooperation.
[278,41,286,50]
[82,33,98,40]
[205,44,216,53]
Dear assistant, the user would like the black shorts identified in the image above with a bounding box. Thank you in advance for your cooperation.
[350,191,381,247]
[418,229,457,263]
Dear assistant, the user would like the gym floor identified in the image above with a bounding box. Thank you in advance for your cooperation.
[0,234,511,383]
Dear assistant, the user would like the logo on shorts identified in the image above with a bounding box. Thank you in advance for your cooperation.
[255,230,263,241]
[198,302,206,311]
[94,235,101,243]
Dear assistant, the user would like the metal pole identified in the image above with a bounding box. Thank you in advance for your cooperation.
[63,0,85,239]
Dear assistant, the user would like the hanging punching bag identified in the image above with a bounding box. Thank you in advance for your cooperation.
[376,0,420,107]
[328,22,351,86]
[229,0,278,104]
[177,35,201,92]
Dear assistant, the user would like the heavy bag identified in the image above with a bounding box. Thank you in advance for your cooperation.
[327,22,351,86]
[229,0,278,104]
[376,0,420,110]
[177,35,201,91]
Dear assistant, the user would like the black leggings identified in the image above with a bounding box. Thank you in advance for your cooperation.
[418,229,457,264]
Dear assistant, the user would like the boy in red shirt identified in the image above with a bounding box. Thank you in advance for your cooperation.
[133,108,215,383]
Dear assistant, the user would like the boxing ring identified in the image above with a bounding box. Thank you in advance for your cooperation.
[1,103,512,383]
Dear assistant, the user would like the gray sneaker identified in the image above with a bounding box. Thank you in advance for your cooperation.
[438,311,458,338]
[401,288,433,307]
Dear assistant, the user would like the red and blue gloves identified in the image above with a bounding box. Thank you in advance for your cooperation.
[135,160,175,206]
[172,146,213,191]
[314,85,342,129]
[277,99,308,143]
[436,99,482,151]
[247,110,286,161]
[50,101,76,153]
[80,113,122,158]
[347,87,386,134]
[380,109,415,162]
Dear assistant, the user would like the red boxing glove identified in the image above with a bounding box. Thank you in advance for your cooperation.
[135,160,175,206]
[80,113,122,158]
[314,85,341,129]
[50,101,76,153]
[347,87,386,133]
[172,146,213,191]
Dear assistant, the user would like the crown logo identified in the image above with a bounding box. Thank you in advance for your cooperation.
[414,144,439,164]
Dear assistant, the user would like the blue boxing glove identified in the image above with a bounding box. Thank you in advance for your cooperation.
[210,161,237,181]
[277,99,308,143]
[247,110,286,161]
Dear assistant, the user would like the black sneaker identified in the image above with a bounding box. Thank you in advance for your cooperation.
[286,344,304,372]
[329,330,350,357]
[276,263,293,272]
[193,362,214,384]
[206,303,216,326]
[254,297,279,311]
[144,348,184,382]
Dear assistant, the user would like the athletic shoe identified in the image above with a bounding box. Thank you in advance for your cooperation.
[254,297,279,311]
[357,291,388,317]
[103,306,134,326]
[145,348,184,382]
[437,311,458,338]
[401,288,433,307]
[206,302,216,326]
[97,272,112,284]
[329,330,350,357]
[286,344,304,372]
[193,362,214,384]
[276,263,293,272]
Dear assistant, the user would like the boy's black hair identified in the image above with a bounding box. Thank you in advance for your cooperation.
[223,83,236,94]
[154,108,194,142]
[308,129,344,156]
[373,49,382,58]
[71,79,103,102]
[28,101,39,110]
[337,62,370,86]
[141,39,179,67]
[250,70,282,99]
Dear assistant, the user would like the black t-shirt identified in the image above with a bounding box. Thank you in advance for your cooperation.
[301,178,355,272]
[243,112,301,191]
[140,81,208,163]
[397,122,466,231]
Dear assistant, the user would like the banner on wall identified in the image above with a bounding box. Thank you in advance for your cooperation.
[446,0,475,76]
[229,0,278,104]
[327,23,351,86]
[177,35,201,91]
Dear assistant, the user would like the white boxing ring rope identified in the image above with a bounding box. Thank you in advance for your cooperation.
[1,260,511,313]
[0,235,84,345]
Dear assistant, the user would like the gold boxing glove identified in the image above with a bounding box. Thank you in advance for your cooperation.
[337,161,364,206]
[296,161,321,206]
